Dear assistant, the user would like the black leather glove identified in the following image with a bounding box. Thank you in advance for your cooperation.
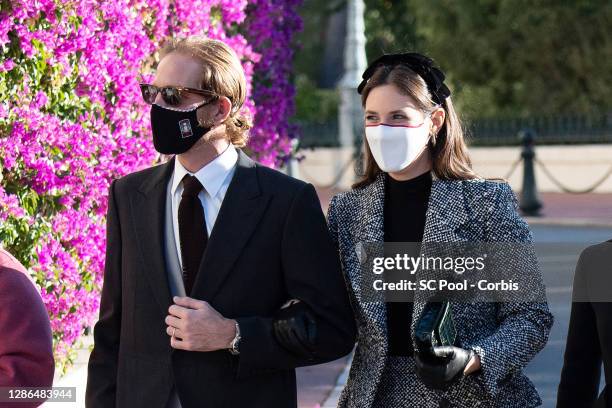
[272,300,317,360]
[415,346,475,390]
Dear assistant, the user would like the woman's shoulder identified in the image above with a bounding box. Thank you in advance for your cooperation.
[330,188,363,207]
[329,179,378,208]
[438,177,516,204]
[449,178,530,240]
[328,190,358,224]
[456,177,512,191]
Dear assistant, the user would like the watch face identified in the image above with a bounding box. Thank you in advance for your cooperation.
[229,340,240,355]
[229,323,241,354]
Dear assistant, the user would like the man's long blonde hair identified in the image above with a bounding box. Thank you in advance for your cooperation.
[158,36,252,147]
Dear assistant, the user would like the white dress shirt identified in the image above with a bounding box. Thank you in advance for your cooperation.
[169,144,238,269]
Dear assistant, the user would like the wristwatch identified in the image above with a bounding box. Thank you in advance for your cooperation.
[228,321,241,355]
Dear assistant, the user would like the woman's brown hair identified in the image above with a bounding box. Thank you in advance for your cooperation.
[158,35,252,147]
[353,64,478,189]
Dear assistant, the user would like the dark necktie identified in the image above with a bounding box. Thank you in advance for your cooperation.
[178,174,208,295]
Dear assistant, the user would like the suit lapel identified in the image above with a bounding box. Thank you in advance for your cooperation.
[358,172,386,244]
[422,179,469,243]
[354,172,387,334]
[130,157,176,315]
[190,150,271,301]
[412,179,470,345]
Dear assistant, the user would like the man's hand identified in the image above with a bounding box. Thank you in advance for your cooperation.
[165,296,236,352]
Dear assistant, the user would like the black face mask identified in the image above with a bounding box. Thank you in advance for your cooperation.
[150,100,213,155]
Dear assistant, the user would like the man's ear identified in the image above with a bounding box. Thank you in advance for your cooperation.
[213,96,232,125]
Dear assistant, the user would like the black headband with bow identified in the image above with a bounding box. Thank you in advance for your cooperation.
[357,52,451,104]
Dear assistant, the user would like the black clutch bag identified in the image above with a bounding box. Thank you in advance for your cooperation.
[414,301,457,355]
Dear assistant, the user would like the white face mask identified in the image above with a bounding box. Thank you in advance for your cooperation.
[365,120,431,172]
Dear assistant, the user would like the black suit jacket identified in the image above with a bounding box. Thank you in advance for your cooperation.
[557,241,612,408]
[85,149,356,408]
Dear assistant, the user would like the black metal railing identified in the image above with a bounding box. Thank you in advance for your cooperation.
[294,112,612,148]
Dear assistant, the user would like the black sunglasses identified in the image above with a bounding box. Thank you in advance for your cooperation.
[139,83,218,106]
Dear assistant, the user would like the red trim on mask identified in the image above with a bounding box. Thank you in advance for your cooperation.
[365,122,425,128]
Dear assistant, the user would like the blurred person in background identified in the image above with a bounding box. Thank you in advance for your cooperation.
[0,247,55,408]
[557,240,612,408]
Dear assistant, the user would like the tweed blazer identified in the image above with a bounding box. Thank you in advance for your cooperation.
[327,172,554,408]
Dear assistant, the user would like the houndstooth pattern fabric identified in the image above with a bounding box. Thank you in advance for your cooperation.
[372,356,439,407]
[327,172,554,408]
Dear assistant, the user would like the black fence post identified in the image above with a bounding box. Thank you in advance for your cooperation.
[518,128,543,216]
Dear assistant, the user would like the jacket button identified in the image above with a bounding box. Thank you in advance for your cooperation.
[355,242,367,264]
[439,398,451,408]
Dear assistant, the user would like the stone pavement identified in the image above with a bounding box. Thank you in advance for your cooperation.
[297,354,352,408]
[319,354,352,408]
[522,192,612,226]
[41,336,93,408]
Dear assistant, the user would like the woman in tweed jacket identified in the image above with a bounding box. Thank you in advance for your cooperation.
[327,53,553,408]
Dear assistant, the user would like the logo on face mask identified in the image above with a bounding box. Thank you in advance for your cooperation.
[178,119,194,138]
[365,121,431,173]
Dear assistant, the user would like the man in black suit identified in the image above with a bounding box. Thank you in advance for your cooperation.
[557,240,612,408]
[85,36,356,408]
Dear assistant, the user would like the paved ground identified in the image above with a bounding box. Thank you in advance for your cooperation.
[296,355,351,408]
[524,192,612,226]
[523,225,611,407]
